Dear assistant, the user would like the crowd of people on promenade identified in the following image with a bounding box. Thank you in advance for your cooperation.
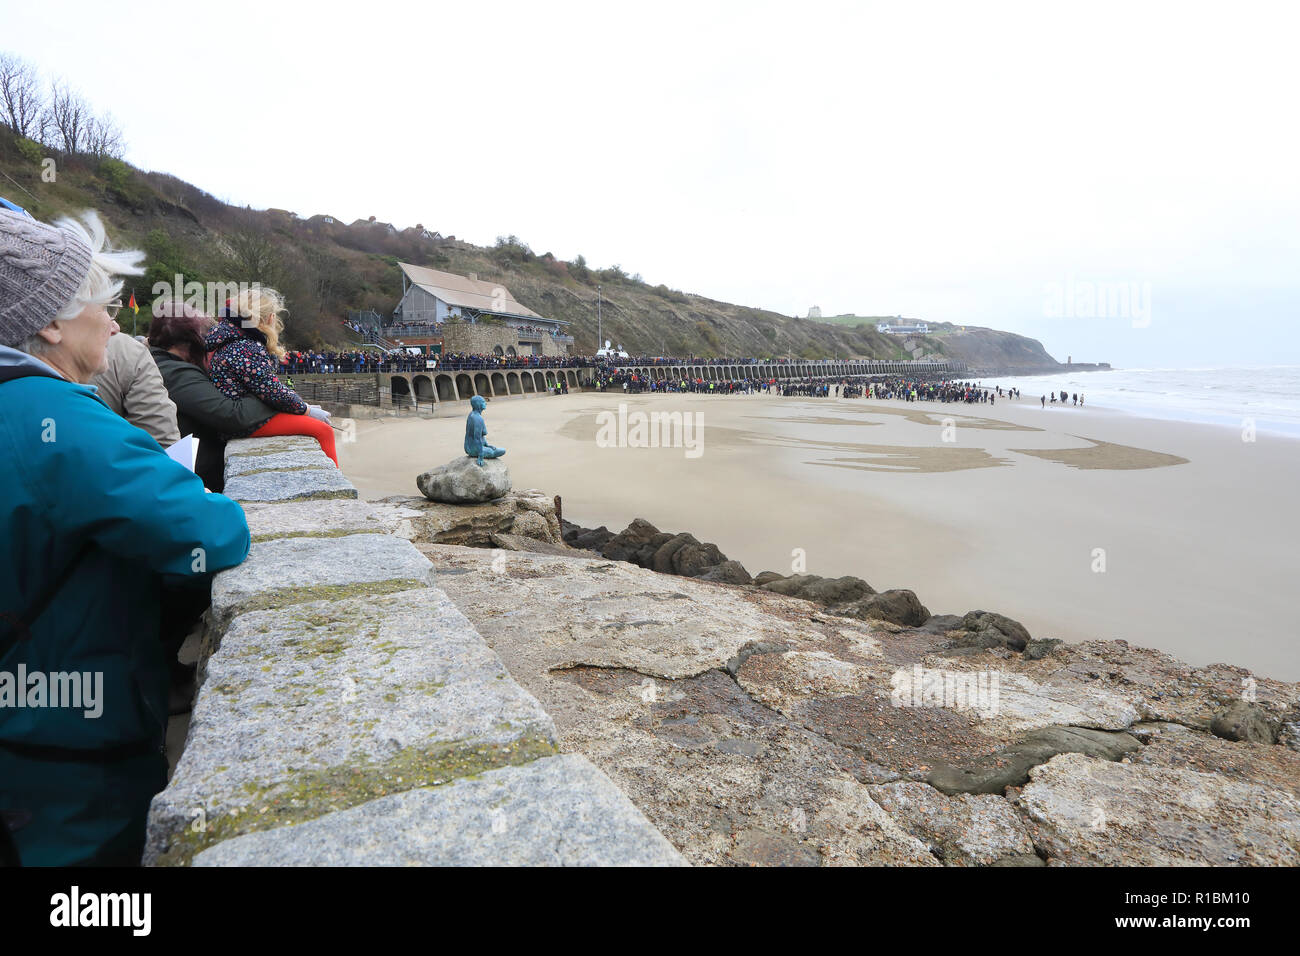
[277,348,598,374]
[593,367,773,394]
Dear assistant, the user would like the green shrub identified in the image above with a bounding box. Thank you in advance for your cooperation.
[15,136,42,165]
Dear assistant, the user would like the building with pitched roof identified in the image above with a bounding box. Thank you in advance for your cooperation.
[392,262,571,356]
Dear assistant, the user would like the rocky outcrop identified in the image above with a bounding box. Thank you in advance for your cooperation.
[758,573,930,628]
[867,782,1036,865]
[563,517,751,585]
[375,490,564,548]
[925,726,1141,795]
[416,544,1300,866]
[1210,700,1279,744]
[1016,752,1300,865]
[949,610,1032,652]
[417,456,511,503]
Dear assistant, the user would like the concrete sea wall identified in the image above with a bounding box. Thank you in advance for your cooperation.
[143,436,684,866]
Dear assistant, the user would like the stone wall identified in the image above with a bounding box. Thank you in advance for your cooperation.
[143,436,682,866]
[440,320,566,357]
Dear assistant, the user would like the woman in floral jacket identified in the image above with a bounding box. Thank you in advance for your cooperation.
[204,286,338,464]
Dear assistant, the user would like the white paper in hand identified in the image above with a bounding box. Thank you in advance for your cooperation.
[166,434,199,472]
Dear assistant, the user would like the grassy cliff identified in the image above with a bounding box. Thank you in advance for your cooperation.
[0,127,1060,369]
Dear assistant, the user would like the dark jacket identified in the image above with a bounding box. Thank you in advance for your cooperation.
[204,319,307,423]
[150,347,275,491]
[0,345,251,865]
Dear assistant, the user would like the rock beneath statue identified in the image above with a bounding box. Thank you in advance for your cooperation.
[417,456,511,504]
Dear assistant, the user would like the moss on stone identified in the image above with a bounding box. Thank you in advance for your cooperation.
[232,489,357,504]
[232,464,335,478]
[152,732,558,866]
[233,579,429,617]
[251,528,379,543]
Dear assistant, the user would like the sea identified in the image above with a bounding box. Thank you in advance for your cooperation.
[979,365,1300,438]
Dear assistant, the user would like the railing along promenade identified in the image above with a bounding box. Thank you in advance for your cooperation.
[291,356,964,411]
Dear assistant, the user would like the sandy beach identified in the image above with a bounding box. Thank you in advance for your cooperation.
[340,391,1300,681]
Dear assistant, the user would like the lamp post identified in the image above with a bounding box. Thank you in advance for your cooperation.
[597,284,602,351]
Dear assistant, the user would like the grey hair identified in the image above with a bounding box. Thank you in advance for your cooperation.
[15,330,54,356]
[53,211,144,318]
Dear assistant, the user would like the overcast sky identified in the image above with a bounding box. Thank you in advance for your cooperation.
[8,1,1298,366]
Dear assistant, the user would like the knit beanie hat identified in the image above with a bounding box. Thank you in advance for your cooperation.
[0,207,94,348]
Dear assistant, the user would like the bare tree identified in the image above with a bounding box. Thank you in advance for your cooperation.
[85,113,125,158]
[223,226,283,285]
[0,53,43,139]
[47,80,90,154]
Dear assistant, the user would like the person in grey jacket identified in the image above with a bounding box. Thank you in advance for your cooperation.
[147,301,275,492]
[90,330,181,447]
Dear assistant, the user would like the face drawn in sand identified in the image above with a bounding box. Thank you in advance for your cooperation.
[807,447,1012,474]
[745,414,885,428]
[557,409,1010,473]
[752,404,1042,432]
[1010,436,1189,471]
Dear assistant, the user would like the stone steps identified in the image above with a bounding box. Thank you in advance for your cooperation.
[144,436,684,866]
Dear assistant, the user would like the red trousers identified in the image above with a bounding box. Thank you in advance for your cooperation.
[251,413,338,466]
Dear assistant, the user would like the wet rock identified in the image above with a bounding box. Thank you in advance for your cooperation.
[914,614,965,635]
[600,518,667,565]
[417,456,511,503]
[760,573,820,597]
[673,540,728,577]
[570,525,614,552]
[650,532,696,573]
[837,589,930,627]
[696,560,753,586]
[799,575,876,605]
[1210,700,1279,744]
[761,574,874,604]
[925,726,1140,795]
[951,610,1032,652]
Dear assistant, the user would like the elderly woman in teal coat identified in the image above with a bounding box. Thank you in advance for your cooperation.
[0,207,250,866]
[464,394,505,465]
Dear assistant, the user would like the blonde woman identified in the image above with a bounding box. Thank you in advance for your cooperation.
[204,286,337,465]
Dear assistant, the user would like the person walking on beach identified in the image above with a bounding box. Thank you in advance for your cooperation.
[1041,395,1046,407]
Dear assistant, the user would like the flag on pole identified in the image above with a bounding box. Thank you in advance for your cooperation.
[128,292,139,315]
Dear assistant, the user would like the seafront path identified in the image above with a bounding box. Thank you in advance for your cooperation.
[289,357,963,411]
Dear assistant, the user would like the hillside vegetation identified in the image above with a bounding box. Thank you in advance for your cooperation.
[0,126,1061,369]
